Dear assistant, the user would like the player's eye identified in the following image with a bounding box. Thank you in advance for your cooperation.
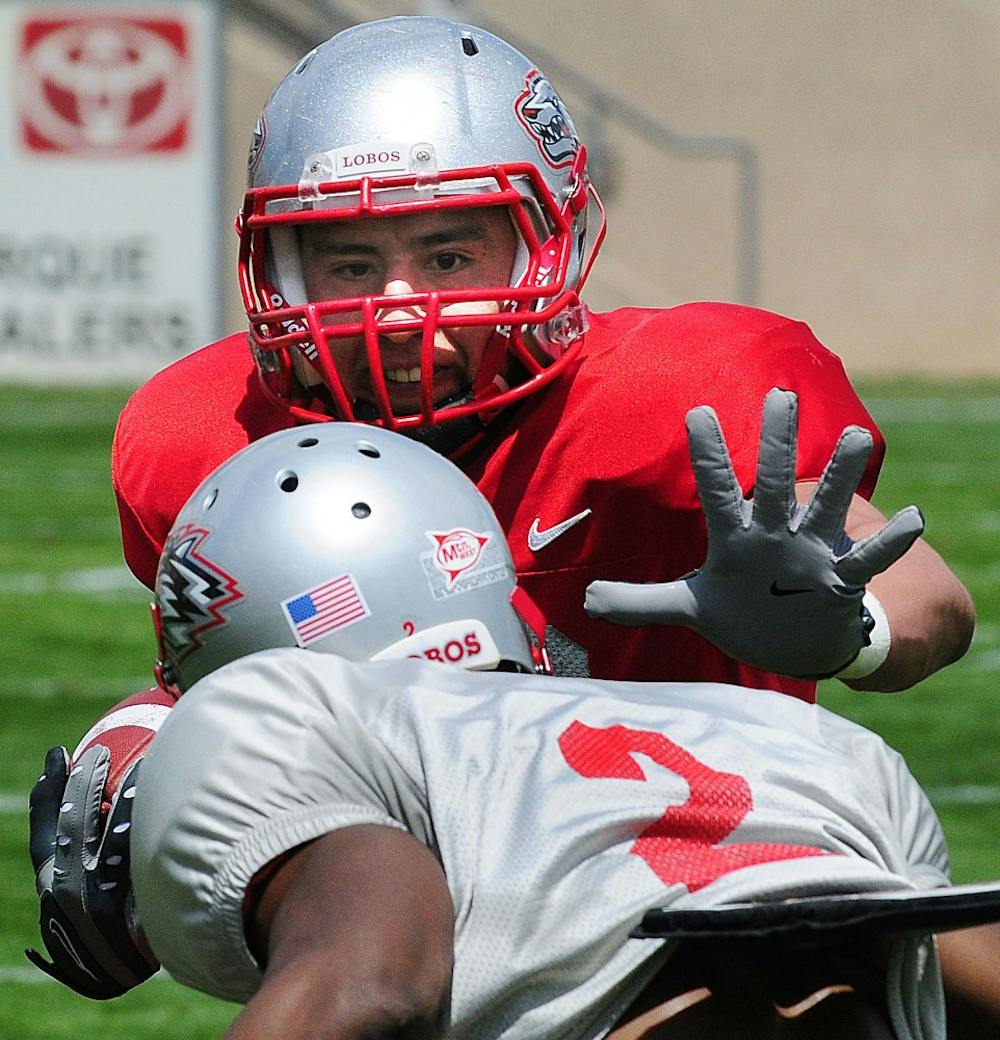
[333,261,373,279]
[430,251,466,273]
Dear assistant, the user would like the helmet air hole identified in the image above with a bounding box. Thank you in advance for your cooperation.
[461,34,479,57]
[202,489,219,511]
[277,471,299,492]
[297,437,319,448]
[356,442,381,459]
[352,502,371,519]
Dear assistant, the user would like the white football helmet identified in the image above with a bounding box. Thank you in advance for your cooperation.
[238,15,605,440]
[153,423,547,692]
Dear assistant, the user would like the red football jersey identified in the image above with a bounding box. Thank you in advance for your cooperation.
[112,303,884,703]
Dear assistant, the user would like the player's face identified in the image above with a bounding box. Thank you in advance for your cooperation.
[299,207,518,414]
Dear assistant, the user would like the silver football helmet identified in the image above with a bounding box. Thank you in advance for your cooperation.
[238,15,605,434]
[152,423,546,692]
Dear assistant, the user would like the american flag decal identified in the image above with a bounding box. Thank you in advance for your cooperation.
[281,574,370,648]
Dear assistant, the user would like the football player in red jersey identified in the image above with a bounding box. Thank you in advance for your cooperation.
[27,13,983,1029]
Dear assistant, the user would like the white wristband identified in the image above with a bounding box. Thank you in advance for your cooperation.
[836,590,891,680]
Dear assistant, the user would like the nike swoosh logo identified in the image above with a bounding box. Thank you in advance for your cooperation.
[528,509,592,552]
[48,918,100,980]
[769,581,811,597]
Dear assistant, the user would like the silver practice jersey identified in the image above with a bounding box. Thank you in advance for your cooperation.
[132,650,949,1039]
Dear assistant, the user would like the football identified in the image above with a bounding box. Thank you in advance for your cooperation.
[71,686,176,818]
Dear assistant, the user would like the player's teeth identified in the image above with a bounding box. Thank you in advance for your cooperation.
[385,367,422,384]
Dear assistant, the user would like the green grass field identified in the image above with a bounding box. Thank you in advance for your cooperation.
[1,380,998,1038]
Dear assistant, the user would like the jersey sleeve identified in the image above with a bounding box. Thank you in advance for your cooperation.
[112,400,164,590]
[109,335,290,589]
[814,707,950,890]
[722,316,886,500]
[883,747,952,890]
[130,650,408,1003]
[614,305,886,503]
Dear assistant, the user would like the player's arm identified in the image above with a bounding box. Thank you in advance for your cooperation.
[225,826,454,1040]
[938,925,1000,1026]
[25,393,182,995]
[111,398,166,590]
[585,388,970,686]
[802,485,974,692]
[25,688,174,997]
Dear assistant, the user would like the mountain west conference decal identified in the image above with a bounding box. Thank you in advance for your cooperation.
[514,69,580,169]
[422,528,510,599]
[156,524,242,663]
[428,529,491,586]
[17,15,192,154]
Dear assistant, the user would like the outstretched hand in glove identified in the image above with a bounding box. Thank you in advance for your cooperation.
[585,387,924,680]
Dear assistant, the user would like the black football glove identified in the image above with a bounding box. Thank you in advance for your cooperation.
[26,745,159,999]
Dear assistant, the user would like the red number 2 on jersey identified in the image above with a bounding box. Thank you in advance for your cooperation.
[559,720,832,892]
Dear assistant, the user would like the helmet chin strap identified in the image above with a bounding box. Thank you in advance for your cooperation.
[352,390,489,457]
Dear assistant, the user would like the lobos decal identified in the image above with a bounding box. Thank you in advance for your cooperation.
[156,523,242,662]
[514,69,580,169]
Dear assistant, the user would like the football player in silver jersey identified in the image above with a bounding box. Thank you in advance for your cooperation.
[125,421,969,1040]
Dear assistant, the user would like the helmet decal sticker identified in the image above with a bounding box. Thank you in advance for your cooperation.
[259,288,313,357]
[423,529,509,596]
[514,69,579,169]
[281,573,371,648]
[156,524,243,663]
[328,142,408,181]
[247,112,267,177]
[429,529,490,584]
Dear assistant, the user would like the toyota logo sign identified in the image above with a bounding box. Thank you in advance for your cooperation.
[18,16,191,154]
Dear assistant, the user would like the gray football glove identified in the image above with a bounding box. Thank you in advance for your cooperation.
[26,745,159,999]
[585,388,924,679]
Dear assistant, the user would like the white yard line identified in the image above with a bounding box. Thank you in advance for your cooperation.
[0,966,60,984]
[974,514,1000,534]
[924,786,1000,806]
[864,397,1000,424]
[0,677,152,699]
[970,649,1000,673]
[0,518,122,541]
[0,469,107,491]
[2,398,131,430]
[0,965,171,984]
[0,566,146,596]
